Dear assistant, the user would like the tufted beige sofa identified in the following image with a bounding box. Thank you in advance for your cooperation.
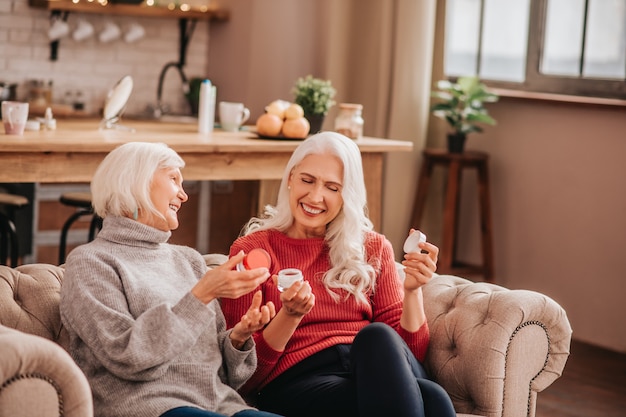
[0,264,92,417]
[0,256,572,417]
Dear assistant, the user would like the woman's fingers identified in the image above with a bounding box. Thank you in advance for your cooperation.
[239,295,276,332]
[194,267,270,303]
[280,281,315,316]
[248,290,263,311]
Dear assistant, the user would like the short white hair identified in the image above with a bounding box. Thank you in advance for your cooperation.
[91,142,185,219]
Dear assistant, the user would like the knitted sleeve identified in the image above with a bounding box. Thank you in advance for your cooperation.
[215,304,257,390]
[222,233,284,395]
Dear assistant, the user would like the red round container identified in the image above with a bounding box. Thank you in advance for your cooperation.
[237,248,271,271]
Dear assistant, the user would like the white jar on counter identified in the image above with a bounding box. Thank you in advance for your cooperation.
[334,103,364,140]
[198,79,215,134]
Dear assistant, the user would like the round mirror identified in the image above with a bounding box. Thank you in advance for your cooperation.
[100,75,134,131]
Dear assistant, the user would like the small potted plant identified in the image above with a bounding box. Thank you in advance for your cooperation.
[292,75,336,134]
[430,76,499,153]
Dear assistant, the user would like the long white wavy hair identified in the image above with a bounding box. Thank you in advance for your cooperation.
[242,131,376,304]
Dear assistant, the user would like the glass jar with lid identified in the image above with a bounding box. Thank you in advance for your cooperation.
[334,103,364,140]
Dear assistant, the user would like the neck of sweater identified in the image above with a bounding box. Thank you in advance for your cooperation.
[98,215,171,248]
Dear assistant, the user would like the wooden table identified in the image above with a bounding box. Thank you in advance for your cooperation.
[0,119,413,236]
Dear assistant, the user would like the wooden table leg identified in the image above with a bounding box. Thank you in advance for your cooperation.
[440,159,462,274]
[409,156,433,230]
[362,153,383,231]
[477,161,494,281]
[258,180,281,216]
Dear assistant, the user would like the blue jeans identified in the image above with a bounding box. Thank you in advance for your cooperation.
[160,407,283,417]
[256,322,456,417]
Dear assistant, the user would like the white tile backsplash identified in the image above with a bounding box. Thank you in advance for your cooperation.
[0,0,211,118]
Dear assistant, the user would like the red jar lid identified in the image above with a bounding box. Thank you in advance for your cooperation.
[243,248,271,270]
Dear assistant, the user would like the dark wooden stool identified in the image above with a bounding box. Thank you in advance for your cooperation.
[409,149,494,281]
[59,192,102,264]
[0,193,29,267]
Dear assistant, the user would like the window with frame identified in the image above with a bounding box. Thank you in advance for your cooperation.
[443,0,626,100]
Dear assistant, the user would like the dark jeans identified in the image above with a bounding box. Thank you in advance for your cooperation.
[160,407,283,417]
[256,322,456,417]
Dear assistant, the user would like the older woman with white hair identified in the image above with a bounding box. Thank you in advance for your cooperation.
[221,132,456,417]
[60,142,285,417]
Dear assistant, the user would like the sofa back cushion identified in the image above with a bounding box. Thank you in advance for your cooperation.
[0,264,68,349]
[0,257,230,351]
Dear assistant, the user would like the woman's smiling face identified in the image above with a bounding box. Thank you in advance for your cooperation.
[286,153,344,238]
[141,166,188,231]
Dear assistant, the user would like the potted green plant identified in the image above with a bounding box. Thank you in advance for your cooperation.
[291,75,336,134]
[430,76,499,153]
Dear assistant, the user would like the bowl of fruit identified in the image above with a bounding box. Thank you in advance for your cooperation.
[255,100,310,140]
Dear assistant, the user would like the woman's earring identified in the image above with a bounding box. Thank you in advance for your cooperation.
[133,207,138,220]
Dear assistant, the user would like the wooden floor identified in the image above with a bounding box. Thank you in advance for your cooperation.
[535,339,626,417]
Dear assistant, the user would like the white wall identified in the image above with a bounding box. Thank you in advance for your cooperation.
[455,98,626,353]
[207,0,327,124]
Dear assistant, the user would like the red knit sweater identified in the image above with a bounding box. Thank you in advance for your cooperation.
[221,229,430,396]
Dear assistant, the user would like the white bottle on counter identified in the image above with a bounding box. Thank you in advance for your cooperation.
[43,107,57,130]
[198,79,215,134]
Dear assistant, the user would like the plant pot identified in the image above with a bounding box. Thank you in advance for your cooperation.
[305,113,325,135]
[186,78,203,116]
[447,133,467,153]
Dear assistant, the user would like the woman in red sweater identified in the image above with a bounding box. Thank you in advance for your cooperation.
[221,132,455,417]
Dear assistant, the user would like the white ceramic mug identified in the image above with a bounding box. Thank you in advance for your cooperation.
[2,101,29,135]
[48,18,70,41]
[99,21,121,43]
[124,22,145,43]
[72,19,94,42]
[219,101,250,132]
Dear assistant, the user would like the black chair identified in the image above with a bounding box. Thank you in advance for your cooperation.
[58,192,102,264]
[0,193,29,267]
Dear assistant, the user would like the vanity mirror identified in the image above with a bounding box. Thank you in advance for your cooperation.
[100,75,135,132]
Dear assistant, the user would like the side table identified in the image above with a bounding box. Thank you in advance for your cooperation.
[409,149,494,281]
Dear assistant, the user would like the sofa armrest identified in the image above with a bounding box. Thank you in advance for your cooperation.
[0,325,93,417]
[422,275,572,417]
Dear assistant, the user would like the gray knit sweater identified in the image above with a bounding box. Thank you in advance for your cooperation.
[60,216,256,417]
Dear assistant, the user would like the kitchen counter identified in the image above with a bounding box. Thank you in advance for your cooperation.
[0,118,413,230]
[0,118,412,153]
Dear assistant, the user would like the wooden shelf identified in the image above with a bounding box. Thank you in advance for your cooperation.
[30,0,229,61]
[29,0,230,21]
